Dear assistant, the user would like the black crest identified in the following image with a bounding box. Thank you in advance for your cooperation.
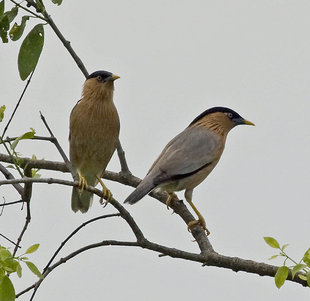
[87,70,112,80]
[189,107,242,126]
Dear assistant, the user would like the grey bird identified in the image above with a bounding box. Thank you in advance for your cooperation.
[124,107,254,234]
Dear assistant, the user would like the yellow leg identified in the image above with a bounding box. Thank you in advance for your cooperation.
[97,176,113,207]
[187,200,210,236]
[166,192,177,210]
[77,171,88,192]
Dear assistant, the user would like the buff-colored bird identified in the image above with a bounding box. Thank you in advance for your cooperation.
[69,70,120,213]
[124,107,254,234]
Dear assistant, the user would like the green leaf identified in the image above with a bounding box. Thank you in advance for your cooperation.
[0,248,12,261]
[35,0,45,12]
[9,16,30,41]
[0,105,5,122]
[25,261,43,279]
[291,264,307,279]
[18,24,44,80]
[302,248,310,267]
[51,0,62,5]
[298,274,307,281]
[0,268,4,280]
[19,257,28,261]
[281,243,289,251]
[11,129,35,150]
[25,244,39,254]
[0,275,15,301]
[1,7,18,23]
[264,237,280,249]
[3,258,18,274]
[307,272,310,287]
[16,262,22,278]
[0,14,9,43]
[268,255,279,260]
[0,1,4,16]
[275,266,289,289]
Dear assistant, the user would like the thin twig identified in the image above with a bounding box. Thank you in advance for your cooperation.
[0,200,24,207]
[43,213,121,273]
[0,163,24,195]
[9,0,48,21]
[39,112,77,180]
[13,167,32,256]
[116,140,131,174]
[0,233,21,248]
[1,70,35,139]
[41,12,88,77]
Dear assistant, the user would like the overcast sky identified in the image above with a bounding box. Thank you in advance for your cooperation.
[1,0,310,300]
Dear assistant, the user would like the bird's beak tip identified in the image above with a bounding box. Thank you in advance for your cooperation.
[112,74,120,81]
[243,119,255,126]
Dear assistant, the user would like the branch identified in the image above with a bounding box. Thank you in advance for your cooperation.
[1,70,36,139]
[13,166,32,256]
[43,213,121,274]
[0,163,23,195]
[39,112,77,180]
[116,140,131,174]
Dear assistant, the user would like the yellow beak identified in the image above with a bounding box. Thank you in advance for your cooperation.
[243,119,255,126]
[112,74,120,81]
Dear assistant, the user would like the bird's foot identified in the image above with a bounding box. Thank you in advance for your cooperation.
[166,192,178,210]
[97,177,113,207]
[186,200,210,236]
[77,171,88,192]
[187,218,210,236]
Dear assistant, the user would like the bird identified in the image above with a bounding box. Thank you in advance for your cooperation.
[124,107,254,234]
[69,70,120,213]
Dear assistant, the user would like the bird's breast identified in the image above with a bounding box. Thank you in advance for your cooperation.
[69,99,120,176]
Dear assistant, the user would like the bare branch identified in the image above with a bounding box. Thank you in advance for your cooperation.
[0,163,23,195]
[1,70,36,139]
[116,140,131,174]
[0,200,24,207]
[0,232,21,248]
[39,112,77,180]
[13,167,32,256]
[43,213,121,273]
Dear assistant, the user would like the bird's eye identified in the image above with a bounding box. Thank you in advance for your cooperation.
[97,76,103,82]
[227,112,233,119]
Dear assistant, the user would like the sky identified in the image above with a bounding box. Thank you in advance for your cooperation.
[1,0,310,300]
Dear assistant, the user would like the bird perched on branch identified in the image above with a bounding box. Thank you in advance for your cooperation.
[69,70,120,213]
[124,107,254,234]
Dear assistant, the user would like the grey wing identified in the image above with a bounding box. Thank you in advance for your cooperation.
[149,126,223,184]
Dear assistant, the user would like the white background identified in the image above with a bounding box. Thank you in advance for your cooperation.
[1,0,309,300]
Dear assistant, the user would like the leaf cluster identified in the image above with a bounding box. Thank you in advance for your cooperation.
[0,244,42,301]
[0,0,62,80]
[264,237,310,288]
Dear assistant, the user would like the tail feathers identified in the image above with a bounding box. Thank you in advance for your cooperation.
[124,179,155,204]
[71,187,93,213]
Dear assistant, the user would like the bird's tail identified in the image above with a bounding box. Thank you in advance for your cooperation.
[71,187,93,213]
[124,179,155,204]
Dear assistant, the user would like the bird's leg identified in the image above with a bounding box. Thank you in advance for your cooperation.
[166,192,178,210]
[187,200,210,235]
[77,171,88,192]
[185,190,210,235]
[96,176,113,207]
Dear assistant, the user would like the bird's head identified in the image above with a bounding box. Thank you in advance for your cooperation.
[189,106,254,136]
[82,70,120,99]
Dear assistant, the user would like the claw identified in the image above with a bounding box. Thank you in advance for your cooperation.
[97,176,113,206]
[166,192,177,210]
[77,171,88,192]
[187,218,210,236]
[186,200,210,236]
